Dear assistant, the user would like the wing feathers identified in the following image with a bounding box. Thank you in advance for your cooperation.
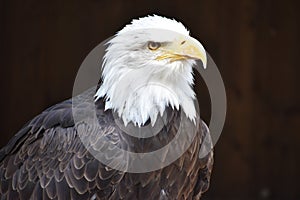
[0,92,213,199]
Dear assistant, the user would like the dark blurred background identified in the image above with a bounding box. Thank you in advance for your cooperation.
[0,0,299,199]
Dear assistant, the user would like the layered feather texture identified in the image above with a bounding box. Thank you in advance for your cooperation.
[0,89,213,200]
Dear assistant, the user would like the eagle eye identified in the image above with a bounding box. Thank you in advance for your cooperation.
[148,41,161,50]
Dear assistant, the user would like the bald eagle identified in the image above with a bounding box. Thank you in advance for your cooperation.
[0,15,213,200]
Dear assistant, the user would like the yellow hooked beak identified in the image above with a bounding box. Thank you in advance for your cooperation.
[155,36,207,68]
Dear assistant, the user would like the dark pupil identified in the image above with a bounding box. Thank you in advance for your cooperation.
[148,42,160,50]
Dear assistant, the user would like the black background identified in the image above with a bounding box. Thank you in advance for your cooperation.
[0,0,299,199]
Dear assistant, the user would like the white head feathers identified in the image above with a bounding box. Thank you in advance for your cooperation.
[95,15,206,126]
[118,15,190,36]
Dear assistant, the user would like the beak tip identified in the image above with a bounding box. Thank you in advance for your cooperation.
[200,56,207,69]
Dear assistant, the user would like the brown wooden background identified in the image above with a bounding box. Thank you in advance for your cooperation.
[0,0,299,199]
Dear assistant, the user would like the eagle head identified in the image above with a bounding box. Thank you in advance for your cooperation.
[95,15,207,126]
